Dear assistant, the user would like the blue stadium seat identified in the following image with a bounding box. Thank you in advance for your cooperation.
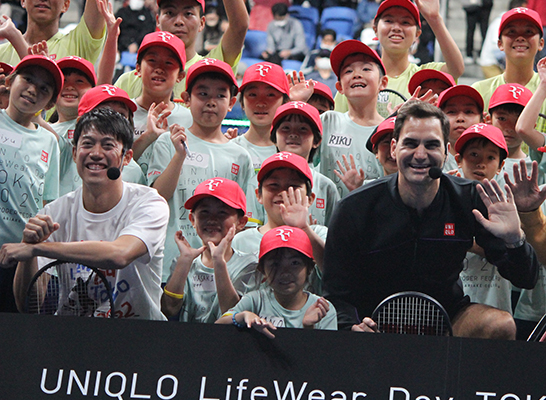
[242,30,268,59]
[282,59,303,72]
[319,6,358,38]
[289,5,320,50]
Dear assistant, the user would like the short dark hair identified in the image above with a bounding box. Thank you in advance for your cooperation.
[489,103,524,117]
[257,247,315,278]
[394,101,450,152]
[320,28,337,41]
[137,47,183,71]
[272,2,288,16]
[61,68,95,87]
[459,136,507,167]
[159,0,204,17]
[191,197,246,218]
[186,72,238,97]
[258,167,313,197]
[73,108,134,152]
[270,113,321,162]
[8,66,60,107]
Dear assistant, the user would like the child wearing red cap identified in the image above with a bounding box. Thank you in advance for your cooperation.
[148,59,254,284]
[437,85,485,172]
[407,69,456,99]
[216,226,337,336]
[486,83,541,184]
[233,152,327,294]
[131,32,192,176]
[308,81,335,115]
[114,0,248,101]
[365,115,398,178]
[0,55,62,312]
[334,0,464,113]
[455,124,513,314]
[162,178,260,323]
[232,62,290,173]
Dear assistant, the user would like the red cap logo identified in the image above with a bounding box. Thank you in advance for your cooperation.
[276,227,294,242]
[205,178,223,191]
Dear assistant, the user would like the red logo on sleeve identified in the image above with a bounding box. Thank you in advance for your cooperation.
[41,151,49,163]
[316,198,325,209]
[68,129,74,140]
[231,163,240,175]
[444,223,455,236]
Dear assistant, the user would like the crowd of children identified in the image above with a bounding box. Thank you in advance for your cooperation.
[1,0,546,340]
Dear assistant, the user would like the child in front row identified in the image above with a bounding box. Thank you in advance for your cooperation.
[148,58,254,284]
[216,226,337,337]
[162,178,261,323]
[455,123,513,314]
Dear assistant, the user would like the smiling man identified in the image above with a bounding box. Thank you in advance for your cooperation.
[322,101,540,339]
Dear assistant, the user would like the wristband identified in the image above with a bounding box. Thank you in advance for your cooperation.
[505,232,526,249]
[164,287,184,299]
[232,313,246,328]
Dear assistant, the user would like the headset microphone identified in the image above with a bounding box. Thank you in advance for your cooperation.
[107,150,126,180]
[428,166,443,180]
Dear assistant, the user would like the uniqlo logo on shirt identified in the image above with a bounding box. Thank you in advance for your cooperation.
[444,223,455,236]
[316,198,325,209]
[41,151,49,163]
[246,212,252,218]
[68,129,74,140]
[231,163,240,175]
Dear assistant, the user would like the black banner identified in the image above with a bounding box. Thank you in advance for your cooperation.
[0,313,545,399]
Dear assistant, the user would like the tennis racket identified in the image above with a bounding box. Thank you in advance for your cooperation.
[24,260,115,318]
[527,313,546,342]
[372,291,453,336]
[376,89,407,119]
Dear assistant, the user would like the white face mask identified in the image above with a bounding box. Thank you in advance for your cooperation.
[315,58,332,70]
[129,0,145,10]
[274,19,288,27]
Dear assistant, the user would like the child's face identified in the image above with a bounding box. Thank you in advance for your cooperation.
[307,95,332,114]
[335,54,387,99]
[257,168,312,224]
[374,6,420,54]
[441,96,482,146]
[136,47,184,95]
[262,248,309,297]
[490,109,521,149]
[456,140,503,182]
[56,71,93,115]
[375,134,398,175]
[242,82,284,127]
[274,116,319,160]
[184,77,236,128]
[7,67,56,115]
[189,197,245,246]
[498,20,544,61]
[157,0,205,48]
[418,79,451,97]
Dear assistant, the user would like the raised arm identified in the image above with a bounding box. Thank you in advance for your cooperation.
[0,15,29,59]
[416,0,464,79]
[219,0,249,66]
[515,57,546,151]
[96,0,122,85]
[83,0,107,39]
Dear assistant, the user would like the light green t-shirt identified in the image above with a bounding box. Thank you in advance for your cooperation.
[148,130,254,282]
[224,288,337,330]
[114,39,241,100]
[0,110,59,245]
[333,62,446,113]
[53,119,146,196]
[231,135,277,174]
[178,249,260,323]
[318,111,381,198]
[132,101,192,176]
[0,17,105,65]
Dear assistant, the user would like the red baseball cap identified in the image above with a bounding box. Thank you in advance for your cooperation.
[138,31,186,69]
[259,226,314,260]
[499,7,543,38]
[184,177,246,212]
[312,81,334,106]
[258,152,313,187]
[367,116,396,152]
[407,69,455,95]
[14,55,64,98]
[271,101,322,136]
[185,58,238,94]
[374,0,421,28]
[57,56,97,86]
[0,62,14,76]
[330,40,386,78]
[240,62,290,95]
[78,84,137,116]
[157,0,205,12]
[455,123,508,159]
[437,85,484,112]
[488,83,532,111]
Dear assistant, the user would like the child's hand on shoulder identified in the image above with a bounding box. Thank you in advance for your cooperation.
[174,230,206,264]
[209,225,236,264]
[302,297,330,328]
[170,123,188,158]
[280,187,311,229]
